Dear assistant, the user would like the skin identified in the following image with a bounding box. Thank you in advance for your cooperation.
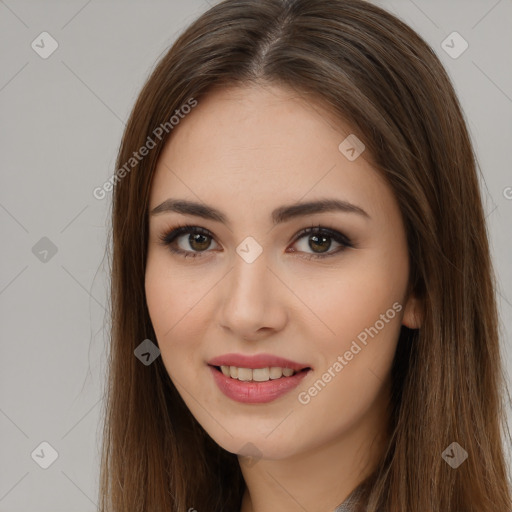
[145,83,422,512]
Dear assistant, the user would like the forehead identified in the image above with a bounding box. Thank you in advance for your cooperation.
[149,84,392,221]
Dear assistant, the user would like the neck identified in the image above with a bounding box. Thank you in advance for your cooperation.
[238,390,390,512]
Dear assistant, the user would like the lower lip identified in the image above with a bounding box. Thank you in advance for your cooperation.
[208,365,311,404]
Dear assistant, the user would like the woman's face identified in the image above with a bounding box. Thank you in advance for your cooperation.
[145,83,420,462]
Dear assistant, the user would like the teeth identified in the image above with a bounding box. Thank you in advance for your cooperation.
[269,367,283,379]
[252,368,269,381]
[237,367,252,381]
[219,365,299,382]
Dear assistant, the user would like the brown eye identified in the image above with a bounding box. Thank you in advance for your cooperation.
[186,232,212,252]
[308,233,332,253]
[288,226,353,260]
[159,224,353,260]
[158,225,218,259]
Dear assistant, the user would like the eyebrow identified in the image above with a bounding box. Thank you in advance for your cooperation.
[150,198,370,225]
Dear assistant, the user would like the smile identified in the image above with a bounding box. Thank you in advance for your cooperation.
[218,365,300,381]
[208,364,311,403]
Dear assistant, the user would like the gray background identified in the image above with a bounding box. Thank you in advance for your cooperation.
[1,0,511,510]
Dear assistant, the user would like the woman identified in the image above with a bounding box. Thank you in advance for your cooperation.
[99,0,512,510]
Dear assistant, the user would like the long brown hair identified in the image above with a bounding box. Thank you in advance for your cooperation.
[99,0,512,510]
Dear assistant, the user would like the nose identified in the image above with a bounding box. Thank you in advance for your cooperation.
[217,247,288,341]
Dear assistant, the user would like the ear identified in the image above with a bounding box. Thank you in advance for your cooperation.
[402,292,423,329]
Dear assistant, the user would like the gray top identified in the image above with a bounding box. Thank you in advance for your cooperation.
[334,482,365,512]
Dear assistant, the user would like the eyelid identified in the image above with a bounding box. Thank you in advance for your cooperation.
[290,225,353,247]
[157,224,219,255]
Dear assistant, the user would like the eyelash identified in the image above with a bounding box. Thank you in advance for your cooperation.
[157,223,354,260]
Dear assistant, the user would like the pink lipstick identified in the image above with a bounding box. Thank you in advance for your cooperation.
[207,353,312,404]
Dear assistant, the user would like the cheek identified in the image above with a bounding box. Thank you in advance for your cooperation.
[144,254,207,370]
[294,271,404,438]
[291,248,407,414]
[299,254,407,347]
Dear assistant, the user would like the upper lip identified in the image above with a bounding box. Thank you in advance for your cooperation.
[207,353,312,371]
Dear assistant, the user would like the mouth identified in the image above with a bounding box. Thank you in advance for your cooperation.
[209,364,312,382]
[207,364,312,404]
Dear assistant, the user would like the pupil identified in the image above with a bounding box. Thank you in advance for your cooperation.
[310,234,330,253]
[190,233,210,251]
